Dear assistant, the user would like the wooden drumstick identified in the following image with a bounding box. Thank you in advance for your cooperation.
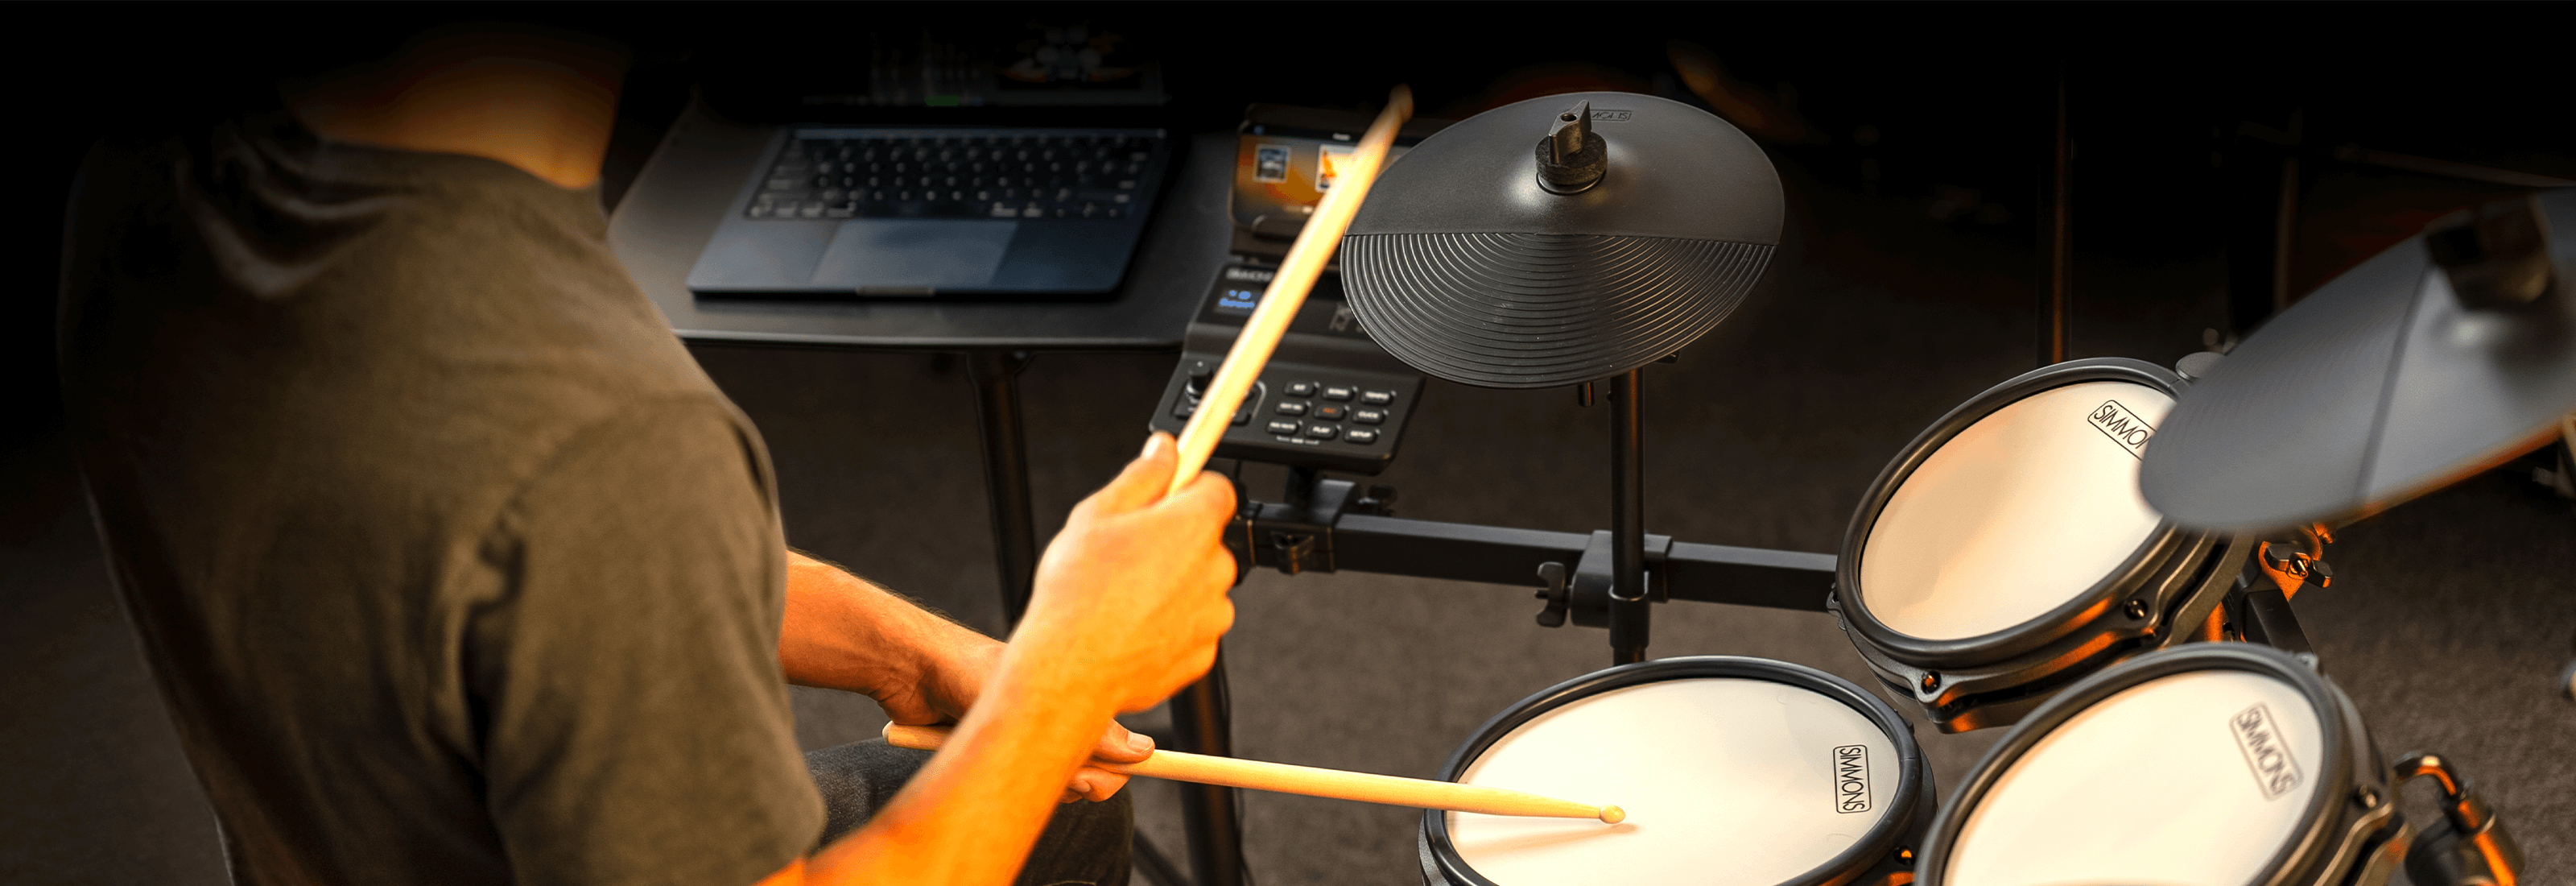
[883,723,1624,823]
[1167,85,1416,496]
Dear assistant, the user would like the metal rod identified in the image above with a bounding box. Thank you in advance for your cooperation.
[2041,72,2071,367]
[1608,370,1649,664]
[1269,515,1835,609]
[2242,587,2311,655]
[1168,655,1243,886]
[2335,144,2576,188]
[966,350,1039,629]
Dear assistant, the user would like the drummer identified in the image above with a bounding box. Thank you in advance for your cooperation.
[56,21,1238,886]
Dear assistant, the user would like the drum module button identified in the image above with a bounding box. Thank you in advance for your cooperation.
[1315,404,1348,421]
[1353,408,1385,424]
[1360,390,1394,405]
[1170,398,1253,425]
[1286,380,1319,397]
[1305,424,1340,440]
[1321,385,1355,400]
[1276,401,1310,416]
[1266,420,1300,435]
[1345,429,1379,444]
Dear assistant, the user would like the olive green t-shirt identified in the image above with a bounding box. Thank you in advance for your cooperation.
[57,112,822,886]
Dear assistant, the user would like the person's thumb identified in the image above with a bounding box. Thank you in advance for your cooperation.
[1092,433,1179,513]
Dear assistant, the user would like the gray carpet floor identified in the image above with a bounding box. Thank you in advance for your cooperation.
[4,169,2569,884]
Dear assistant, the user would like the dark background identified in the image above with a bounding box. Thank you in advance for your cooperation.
[6,6,2572,884]
[11,8,2574,437]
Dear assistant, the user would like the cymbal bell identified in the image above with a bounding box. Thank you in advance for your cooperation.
[2141,190,2576,532]
[1340,92,1783,389]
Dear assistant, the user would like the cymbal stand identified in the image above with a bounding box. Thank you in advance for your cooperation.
[1607,370,1649,665]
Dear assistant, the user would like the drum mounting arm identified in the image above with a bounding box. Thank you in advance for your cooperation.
[1228,469,1839,630]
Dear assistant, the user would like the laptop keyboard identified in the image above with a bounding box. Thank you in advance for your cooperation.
[746,128,1165,222]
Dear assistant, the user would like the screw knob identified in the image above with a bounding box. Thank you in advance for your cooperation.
[1534,100,1608,194]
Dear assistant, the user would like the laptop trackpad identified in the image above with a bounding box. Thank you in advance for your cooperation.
[810,221,1015,292]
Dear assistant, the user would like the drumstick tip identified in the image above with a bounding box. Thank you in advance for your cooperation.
[1598,805,1625,824]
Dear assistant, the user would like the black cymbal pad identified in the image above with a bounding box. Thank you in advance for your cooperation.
[1340,93,1783,389]
[2142,188,2576,532]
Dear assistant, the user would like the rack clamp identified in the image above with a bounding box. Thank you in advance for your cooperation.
[1534,531,1673,628]
[1233,474,1397,576]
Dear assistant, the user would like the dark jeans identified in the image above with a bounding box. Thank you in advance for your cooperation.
[807,739,1133,886]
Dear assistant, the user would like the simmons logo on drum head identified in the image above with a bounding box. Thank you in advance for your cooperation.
[1832,744,1872,814]
[2230,704,2303,800]
[2087,400,2155,459]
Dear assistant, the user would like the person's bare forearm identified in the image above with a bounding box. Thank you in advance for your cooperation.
[798,624,1117,884]
[778,550,989,700]
[752,436,1235,886]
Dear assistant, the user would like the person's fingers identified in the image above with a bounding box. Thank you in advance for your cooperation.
[1076,765,1129,801]
[1087,433,1179,514]
[1201,595,1236,641]
[1162,466,1239,530]
[1199,546,1238,601]
[1094,720,1152,764]
[1172,643,1218,693]
[1092,721,1148,764]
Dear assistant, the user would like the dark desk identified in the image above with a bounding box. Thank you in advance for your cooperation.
[608,100,1234,625]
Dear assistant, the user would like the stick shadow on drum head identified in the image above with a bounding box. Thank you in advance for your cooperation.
[1830,358,2253,734]
[1418,657,1933,886]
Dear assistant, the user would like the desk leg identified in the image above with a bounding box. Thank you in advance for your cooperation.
[966,350,1038,628]
[1168,652,1245,886]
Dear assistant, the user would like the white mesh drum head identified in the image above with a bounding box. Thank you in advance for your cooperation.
[1861,381,2174,640]
[1944,670,2326,885]
[1448,677,1898,885]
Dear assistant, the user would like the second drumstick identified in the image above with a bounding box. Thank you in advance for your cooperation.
[882,723,1626,824]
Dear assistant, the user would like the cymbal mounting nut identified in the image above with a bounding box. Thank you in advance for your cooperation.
[1918,673,1939,693]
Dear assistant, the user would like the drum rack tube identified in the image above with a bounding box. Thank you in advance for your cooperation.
[1228,473,1842,624]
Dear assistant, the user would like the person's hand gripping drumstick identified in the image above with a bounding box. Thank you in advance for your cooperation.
[885,723,1627,823]
[1167,85,1414,495]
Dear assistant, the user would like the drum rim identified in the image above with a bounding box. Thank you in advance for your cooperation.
[1915,644,2359,886]
[1830,532,2252,734]
[1836,357,2205,667]
[1420,656,1929,886]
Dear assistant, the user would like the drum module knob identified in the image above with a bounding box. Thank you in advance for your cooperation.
[1183,358,1215,396]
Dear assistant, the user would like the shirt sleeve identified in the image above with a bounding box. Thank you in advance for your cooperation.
[468,397,821,886]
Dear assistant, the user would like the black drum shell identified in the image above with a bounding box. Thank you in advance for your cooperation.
[1916,644,2408,886]
[1831,357,2247,731]
[1418,656,1934,886]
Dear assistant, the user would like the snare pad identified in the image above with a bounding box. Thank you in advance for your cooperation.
[1861,380,2175,640]
[1944,670,2325,886]
[1447,678,1900,886]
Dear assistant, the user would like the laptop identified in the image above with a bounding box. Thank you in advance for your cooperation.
[687,126,1171,298]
